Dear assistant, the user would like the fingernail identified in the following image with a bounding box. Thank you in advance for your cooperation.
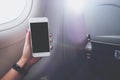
[49,33,53,37]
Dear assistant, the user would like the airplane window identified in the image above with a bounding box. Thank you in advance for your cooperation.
[0,0,32,31]
[0,0,26,24]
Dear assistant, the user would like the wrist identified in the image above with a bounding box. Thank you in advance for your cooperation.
[17,57,32,70]
[17,58,27,68]
[11,58,29,74]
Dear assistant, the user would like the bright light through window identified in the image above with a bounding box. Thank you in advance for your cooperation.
[66,0,87,14]
[0,0,26,24]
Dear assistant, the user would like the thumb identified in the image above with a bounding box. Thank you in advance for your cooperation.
[25,29,30,45]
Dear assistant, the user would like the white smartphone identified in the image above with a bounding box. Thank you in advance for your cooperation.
[29,17,50,57]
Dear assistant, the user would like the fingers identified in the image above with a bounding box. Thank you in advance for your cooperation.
[50,45,53,50]
[49,33,53,43]
[49,33,53,50]
[49,38,53,44]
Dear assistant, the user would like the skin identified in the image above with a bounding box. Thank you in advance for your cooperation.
[1,30,52,80]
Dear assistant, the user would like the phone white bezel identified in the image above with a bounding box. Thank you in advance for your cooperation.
[29,17,50,57]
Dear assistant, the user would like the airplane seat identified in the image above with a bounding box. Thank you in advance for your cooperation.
[85,0,120,80]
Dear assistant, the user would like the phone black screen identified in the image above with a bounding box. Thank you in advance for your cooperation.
[30,22,49,53]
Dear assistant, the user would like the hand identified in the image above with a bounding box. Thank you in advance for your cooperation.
[17,30,53,69]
